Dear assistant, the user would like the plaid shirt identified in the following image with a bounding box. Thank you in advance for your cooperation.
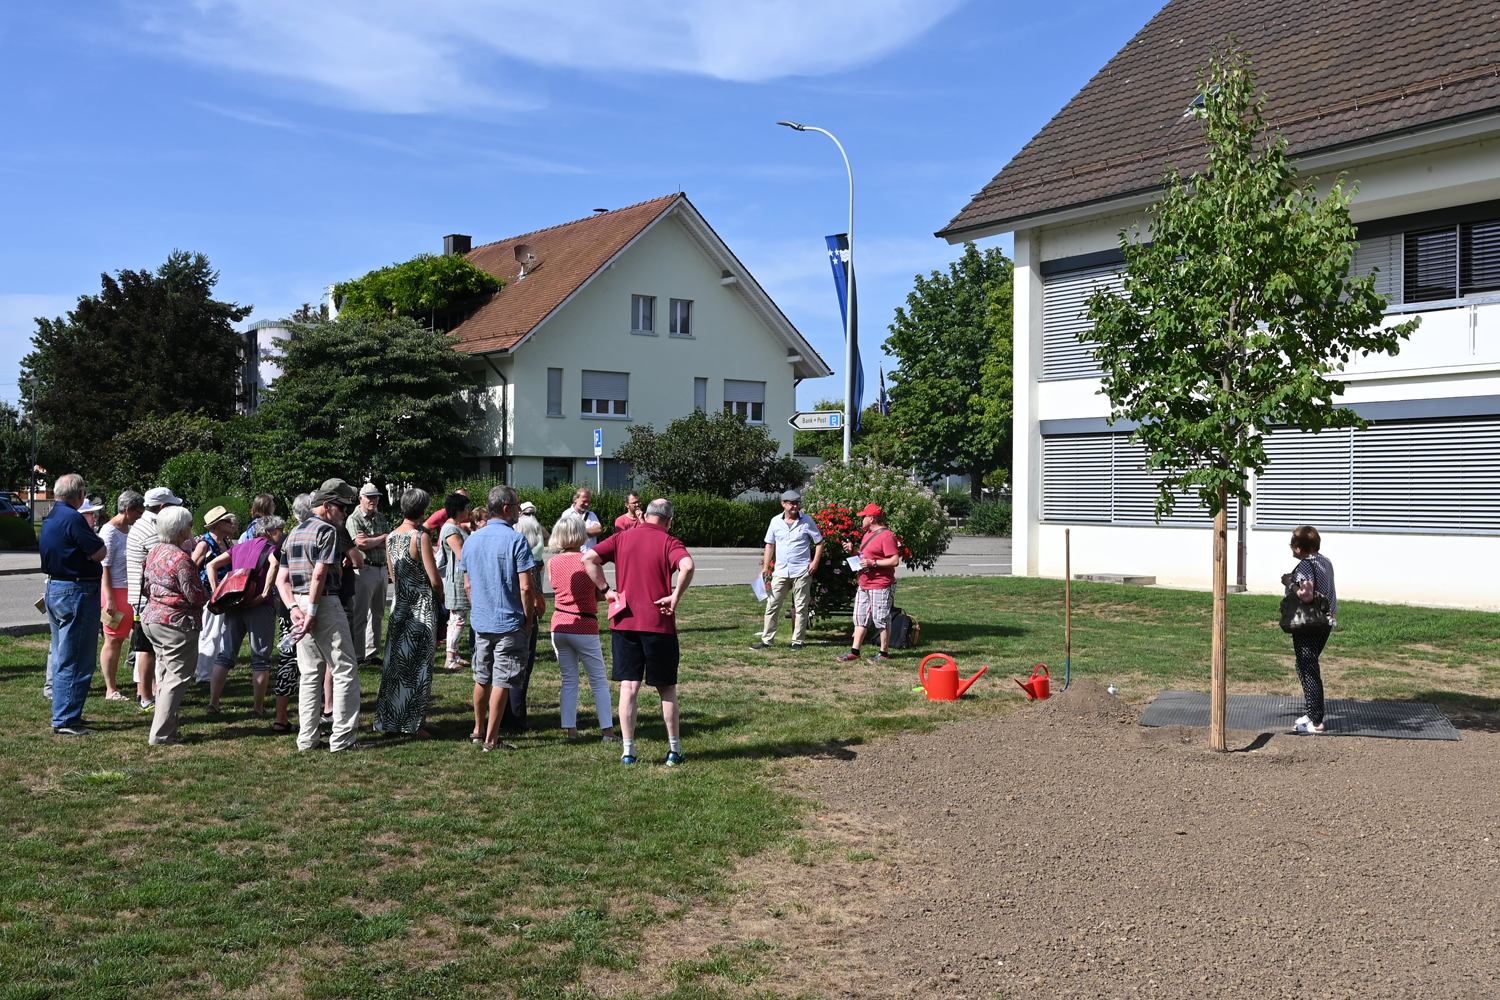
[285,515,340,596]
[346,507,389,567]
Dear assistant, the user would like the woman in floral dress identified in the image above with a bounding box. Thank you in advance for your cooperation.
[373,489,442,737]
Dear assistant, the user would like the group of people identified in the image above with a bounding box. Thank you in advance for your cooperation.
[38,474,697,765]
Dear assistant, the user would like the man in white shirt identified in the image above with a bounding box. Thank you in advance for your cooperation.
[751,490,823,652]
[560,488,603,551]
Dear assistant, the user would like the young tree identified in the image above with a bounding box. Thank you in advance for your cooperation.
[19,251,251,480]
[884,242,1013,500]
[615,409,806,499]
[1085,45,1418,750]
[251,315,474,497]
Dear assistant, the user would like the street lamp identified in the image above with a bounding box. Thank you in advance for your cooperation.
[778,120,856,463]
[25,376,40,505]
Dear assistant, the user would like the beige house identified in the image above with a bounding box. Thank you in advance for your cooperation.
[447,194,831,489]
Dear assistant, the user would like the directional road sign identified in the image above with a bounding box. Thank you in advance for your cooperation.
[788,411,843,431]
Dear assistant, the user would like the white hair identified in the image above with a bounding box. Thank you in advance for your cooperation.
[53,473,85,502]
[156,506,194,543]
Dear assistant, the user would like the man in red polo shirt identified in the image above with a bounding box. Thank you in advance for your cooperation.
[836,503,901,664]
[582,497,695,766]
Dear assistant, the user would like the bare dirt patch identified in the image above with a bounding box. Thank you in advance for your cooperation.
[608,681,1500,998]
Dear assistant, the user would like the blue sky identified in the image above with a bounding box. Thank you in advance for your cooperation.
[0,0,1161,410]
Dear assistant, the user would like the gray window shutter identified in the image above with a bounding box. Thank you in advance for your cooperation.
[1041,264,1119,380]
[1351,234,1402,305]
[581,370,628,400]
[1041,435,1114,522]
[1352,418,1500,531]
[1112,438,1222,526]
[546,368,563,416]
[723,379,765,404]
[694,377,707,411]
[1256,427,1353,529]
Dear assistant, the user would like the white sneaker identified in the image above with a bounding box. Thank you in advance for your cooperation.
[1293,714,1310,728]
[1293,719,1326,734]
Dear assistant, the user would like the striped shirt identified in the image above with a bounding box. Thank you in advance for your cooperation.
[126,509,159,608]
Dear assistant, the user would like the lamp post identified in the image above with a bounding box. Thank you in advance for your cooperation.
[778,120,855,463]
[25,376,40,506]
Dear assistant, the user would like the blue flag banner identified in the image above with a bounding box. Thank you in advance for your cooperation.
[825,234,864,430]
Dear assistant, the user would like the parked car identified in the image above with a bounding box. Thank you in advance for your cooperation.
[0,492,31,518]
[0,499,24,518]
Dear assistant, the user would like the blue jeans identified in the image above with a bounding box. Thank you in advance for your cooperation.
[47,579,101,729]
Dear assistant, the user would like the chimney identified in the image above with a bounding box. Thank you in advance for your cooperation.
[443,234,472,256]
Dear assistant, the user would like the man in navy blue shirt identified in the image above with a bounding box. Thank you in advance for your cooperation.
[39,473,106,735]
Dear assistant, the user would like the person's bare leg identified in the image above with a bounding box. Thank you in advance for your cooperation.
[878,627,891,654]
[101,635,124,697]
[618,680,641,741]
[275,694,291,726]
[136,652,156,703]
[484,687,511,744]
[657,684,679,739]
[251,670,270,713]
[473,683,488,739]
[850,625,869,651]
[209,663,231,709]
[323,668,333,714]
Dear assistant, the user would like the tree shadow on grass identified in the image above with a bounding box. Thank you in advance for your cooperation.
[1399,689,1500,732]
[684,736,864,762]
[920,623,1028,641]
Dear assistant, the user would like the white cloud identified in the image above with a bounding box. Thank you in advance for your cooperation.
[130,0,966,113]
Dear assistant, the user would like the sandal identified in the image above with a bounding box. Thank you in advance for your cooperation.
[251,708,271,719]
[105,691,130,701]
[271,721,294,734]
[206,705,225,718]
[482,740,517,753]
[469,731,484,744]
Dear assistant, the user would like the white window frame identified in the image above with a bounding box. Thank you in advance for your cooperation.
[669,298,693,338]
[631,294,656,336]
[581,369,630,421]
[723,379,765,424]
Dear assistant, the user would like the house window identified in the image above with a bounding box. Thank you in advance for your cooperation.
[1041,264,1119,380]
[581,370,629,418]
[669,298,693,337]
[1040,433,1232,527]
[724,379,765,423]
[543,458,573,490]
[631,295,655,335]
[546,368,563,417]
[694,377,707,412]
[1399,220,1500,303]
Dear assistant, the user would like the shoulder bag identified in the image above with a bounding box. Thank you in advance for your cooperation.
[1279,559,1332,635]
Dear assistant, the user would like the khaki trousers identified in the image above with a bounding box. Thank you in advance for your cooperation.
[351,565,388,661]
[295,598,362,752]
[144,622,199,745]
[760,573,814,645]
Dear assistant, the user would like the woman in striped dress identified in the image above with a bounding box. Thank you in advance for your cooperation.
[374,489,442,737]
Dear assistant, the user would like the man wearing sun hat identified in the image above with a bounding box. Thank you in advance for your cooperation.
[347,483,390,665]
[836,503,902,664]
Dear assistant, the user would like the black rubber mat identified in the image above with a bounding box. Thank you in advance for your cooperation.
[1138,690,1461,741]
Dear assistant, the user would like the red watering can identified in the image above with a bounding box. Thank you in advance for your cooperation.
[1015,663,1050,700]
[918,654,988,701]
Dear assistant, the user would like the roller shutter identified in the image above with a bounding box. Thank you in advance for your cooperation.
[1041,264,1120,380]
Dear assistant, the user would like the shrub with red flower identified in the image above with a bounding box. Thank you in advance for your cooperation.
[807,504,863,618]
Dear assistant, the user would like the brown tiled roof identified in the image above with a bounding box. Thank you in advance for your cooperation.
[940,0,1500,240]
[452,195,681,354]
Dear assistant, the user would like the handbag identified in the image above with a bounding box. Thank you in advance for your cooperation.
[1279,559,1332,635]
[209,567,255,615]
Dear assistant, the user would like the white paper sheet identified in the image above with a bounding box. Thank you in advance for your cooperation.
[751,576,768,601]
[847,556,862,572]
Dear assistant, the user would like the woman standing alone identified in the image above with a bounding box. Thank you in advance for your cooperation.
[1281,525,1337,735]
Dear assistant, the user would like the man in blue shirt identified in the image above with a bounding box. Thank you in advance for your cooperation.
[461,484,535,751]
[38,473,107,735]
[751,490,824,652]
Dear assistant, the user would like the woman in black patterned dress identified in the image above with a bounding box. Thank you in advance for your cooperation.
[374,489,442,737]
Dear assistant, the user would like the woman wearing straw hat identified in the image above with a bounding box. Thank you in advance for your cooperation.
[193,506,238,698]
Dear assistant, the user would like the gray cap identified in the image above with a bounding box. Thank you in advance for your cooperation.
[311,478,357,508]
[780,489,802,502]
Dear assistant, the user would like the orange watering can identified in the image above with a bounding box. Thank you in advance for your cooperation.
[918,654,988,701]
[1015,663,1050,700]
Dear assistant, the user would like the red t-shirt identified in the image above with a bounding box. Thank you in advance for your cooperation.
[858,528,899,590]
[548,551,600,636]
[614,513,643,532]
[591,521,691,634]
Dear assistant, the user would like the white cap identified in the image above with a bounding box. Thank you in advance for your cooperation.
[143,487,183,507]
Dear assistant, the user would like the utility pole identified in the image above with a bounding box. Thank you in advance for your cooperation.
[26,376,41,506]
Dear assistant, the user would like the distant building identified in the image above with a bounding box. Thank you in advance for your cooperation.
[240,320,289,415]
[941,0,1500,607]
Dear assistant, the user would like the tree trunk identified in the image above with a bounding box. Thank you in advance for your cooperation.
[1210,483,1228,751]
[970,474,982,502]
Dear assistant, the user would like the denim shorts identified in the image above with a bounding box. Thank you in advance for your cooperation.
[472,629,528,688]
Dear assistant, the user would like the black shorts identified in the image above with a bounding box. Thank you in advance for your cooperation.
[128,619,156,656]
[610,630,679,688]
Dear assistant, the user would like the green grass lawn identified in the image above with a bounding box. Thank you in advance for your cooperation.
[3,577,1497,999]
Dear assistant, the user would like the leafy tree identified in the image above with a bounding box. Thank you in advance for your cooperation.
[95,410,221,495]
[1084,44,1418,750]
[793,398,910,467]
[884,242,1013,500]
[0,402,33,493]
[334,253,501,330]
[250,315,474,498]
[18,251,251,480]
[614,409,806,499]
[160,450,246,511]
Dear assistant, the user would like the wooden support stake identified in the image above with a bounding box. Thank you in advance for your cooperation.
[1065,529,1072,672]
[1210,485,1229,751]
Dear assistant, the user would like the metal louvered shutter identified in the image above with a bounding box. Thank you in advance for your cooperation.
[546,368,563,416]
[581,370,628,401]
[1255,428,1352,528]
[723,379,765,403]
[1041,265,1120,380]
[1112,438,1219,525]
[1351,234,1402,305]
[1353,419,1500,532]
[1461,221,1500,297]
[1404,228,1458,303]
[694,377,707,411]
[1042,435,1114,522]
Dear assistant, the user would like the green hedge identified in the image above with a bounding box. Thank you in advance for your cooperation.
[0,516,37,550]
[964,501,1012,537]
[937,490,974,519]
[194,495,253,536]
[437,478,779,548]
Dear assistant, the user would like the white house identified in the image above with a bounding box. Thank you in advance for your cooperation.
[940,0,1500,608]
[447,194,831,489]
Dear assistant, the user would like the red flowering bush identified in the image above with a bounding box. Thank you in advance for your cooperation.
[807,504,863,617]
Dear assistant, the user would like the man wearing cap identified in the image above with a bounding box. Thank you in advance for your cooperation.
[284,478,363,752]
[837,504,902,663]
[346,483,390,665]
[750,490,823,652]
[126,486,183,710]
[39,473,106,735]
